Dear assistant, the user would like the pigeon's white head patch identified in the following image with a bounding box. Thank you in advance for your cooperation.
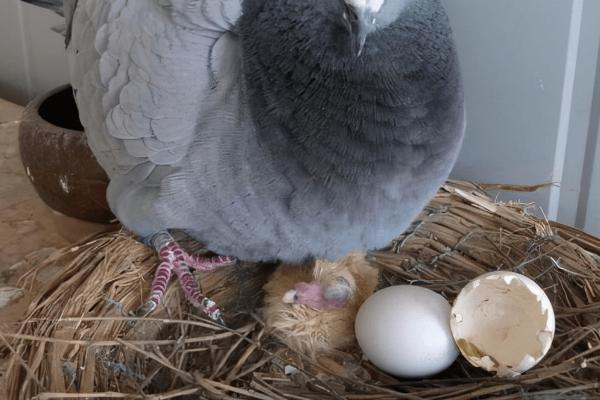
[345,0,385,14]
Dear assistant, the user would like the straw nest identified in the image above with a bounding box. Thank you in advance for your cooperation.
[2,181,600,399]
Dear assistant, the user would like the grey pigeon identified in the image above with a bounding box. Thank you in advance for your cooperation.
[23,0,465,321]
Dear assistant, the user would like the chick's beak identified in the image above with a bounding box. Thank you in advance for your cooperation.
[283,279,352,309]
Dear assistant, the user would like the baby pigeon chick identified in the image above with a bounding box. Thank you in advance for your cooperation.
[263,253,379,357]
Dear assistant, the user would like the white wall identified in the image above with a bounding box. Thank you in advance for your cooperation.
[582,60,600,234]
[0,0,69,105]
[1,1,599,235]
[556,0,600,232]
[445,0,573,210]
[443,0,600,235]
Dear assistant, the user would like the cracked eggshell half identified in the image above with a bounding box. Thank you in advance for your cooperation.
[450,272,555,378]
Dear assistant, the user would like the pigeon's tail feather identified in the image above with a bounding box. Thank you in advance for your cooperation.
[21,0,64,16]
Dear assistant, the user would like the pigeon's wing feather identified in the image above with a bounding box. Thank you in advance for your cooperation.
[21,0,64,15]
[68,0,242,181]
[20,0,75,41]
[62,0,77,45]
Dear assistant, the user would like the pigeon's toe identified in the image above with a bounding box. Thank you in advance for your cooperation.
[133,300,157,318]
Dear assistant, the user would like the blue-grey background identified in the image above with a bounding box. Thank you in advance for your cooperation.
[1,0,599,236]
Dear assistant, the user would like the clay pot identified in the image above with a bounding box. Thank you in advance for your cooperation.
[19,85,114,224]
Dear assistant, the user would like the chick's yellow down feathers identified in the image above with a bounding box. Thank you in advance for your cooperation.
[263,253,379,357]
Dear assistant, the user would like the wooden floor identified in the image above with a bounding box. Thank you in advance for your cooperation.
[0,98,108,392]
[0,99,66,276]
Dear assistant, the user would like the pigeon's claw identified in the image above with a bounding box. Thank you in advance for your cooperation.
[133,300,158,318]
[172,257,226,325]
[138,231,234,325]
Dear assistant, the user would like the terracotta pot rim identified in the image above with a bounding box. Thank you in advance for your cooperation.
[22,84,84,136]
[18,84,115,224]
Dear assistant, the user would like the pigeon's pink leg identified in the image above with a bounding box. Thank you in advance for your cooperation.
[134,231,236,323]
[147,260,173,307]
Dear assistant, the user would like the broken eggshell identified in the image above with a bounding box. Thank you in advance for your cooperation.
[450,271,555,378]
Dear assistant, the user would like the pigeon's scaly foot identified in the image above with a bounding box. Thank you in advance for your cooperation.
[135,231,236,324]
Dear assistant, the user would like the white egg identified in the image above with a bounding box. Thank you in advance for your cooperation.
[355,285,459,378]
[450,271,555,377]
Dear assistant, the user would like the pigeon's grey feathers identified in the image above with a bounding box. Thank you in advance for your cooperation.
[64,0,464,262]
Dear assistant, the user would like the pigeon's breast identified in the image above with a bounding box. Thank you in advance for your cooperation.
[176,0,467,262]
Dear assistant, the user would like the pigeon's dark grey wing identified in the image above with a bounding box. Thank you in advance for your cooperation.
[20,0,75,43]
[21,0,64,15]
[67,0,242,183]
[62,0,77,46]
